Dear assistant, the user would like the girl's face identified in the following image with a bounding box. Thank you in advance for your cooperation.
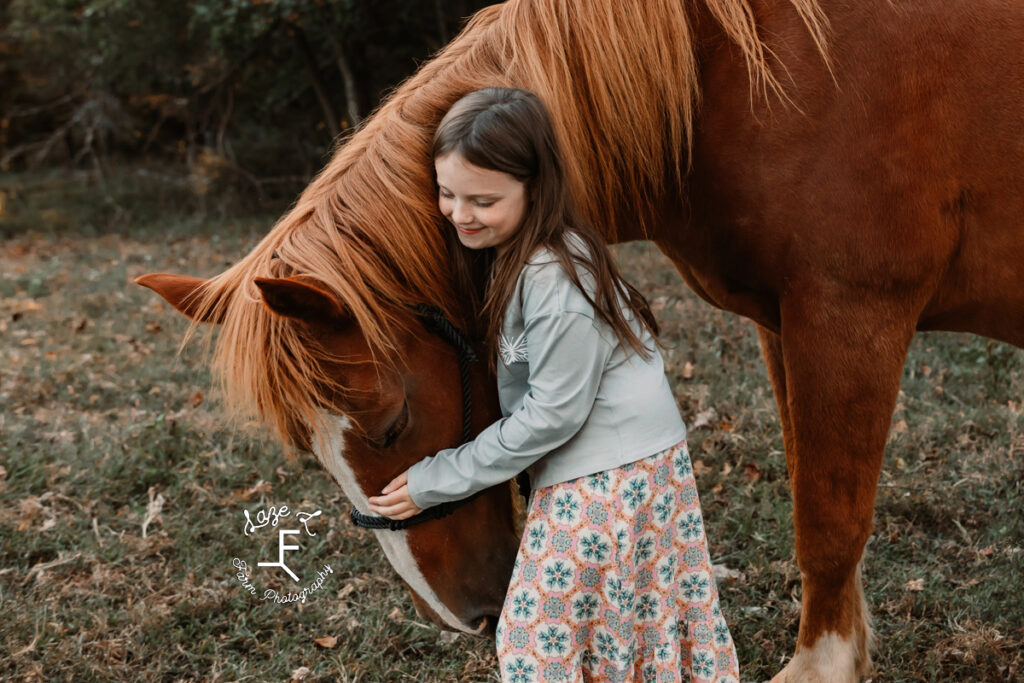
[435,153,528,254]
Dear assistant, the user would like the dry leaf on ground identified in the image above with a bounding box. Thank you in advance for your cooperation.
[691,407,719,430]
[712,564,746,584]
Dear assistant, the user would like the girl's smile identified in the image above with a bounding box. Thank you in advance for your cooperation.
[435,152,528,254]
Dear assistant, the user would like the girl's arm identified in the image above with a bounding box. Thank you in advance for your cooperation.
[396,306,613,515]
[369,260,616,516]
[369,307,612,517]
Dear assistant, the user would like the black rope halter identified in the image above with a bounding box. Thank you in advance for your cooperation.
[349,304,483,531]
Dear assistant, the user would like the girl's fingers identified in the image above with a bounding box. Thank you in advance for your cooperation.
[368,486,407,507]
[380,471,409,495]
[368,500,421,519]
[367,484,423,520]
[391,506,419,520]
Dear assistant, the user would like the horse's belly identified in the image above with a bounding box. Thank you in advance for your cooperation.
[655,236,782,331]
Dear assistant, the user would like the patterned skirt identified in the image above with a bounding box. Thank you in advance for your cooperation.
[496,442,740,682]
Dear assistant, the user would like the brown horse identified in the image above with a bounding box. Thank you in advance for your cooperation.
[138,0,1024,680]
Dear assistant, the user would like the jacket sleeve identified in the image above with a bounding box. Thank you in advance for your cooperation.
[406,273,614,509]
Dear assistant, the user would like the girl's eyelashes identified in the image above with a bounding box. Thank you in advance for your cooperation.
[437,187,496,207]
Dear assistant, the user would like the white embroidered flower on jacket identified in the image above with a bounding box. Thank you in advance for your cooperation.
[499,330,528,364]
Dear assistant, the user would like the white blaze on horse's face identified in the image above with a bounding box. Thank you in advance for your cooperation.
[313,412,476,634]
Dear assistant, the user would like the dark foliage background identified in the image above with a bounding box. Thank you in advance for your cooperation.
[1,0,494,204]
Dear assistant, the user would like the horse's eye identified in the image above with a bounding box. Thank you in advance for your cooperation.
[379,400,409,449]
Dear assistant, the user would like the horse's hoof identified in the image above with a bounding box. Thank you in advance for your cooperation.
[768,633,862,683]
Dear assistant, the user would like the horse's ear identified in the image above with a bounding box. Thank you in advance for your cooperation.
[253,277,348,327]
[134,273,224,324]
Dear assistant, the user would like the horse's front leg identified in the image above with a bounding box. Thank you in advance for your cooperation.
[763,297,915,683]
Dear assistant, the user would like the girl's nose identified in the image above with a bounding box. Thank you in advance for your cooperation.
[451,200,473,225]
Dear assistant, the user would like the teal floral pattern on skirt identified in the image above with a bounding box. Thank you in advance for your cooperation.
[496,442,740,682]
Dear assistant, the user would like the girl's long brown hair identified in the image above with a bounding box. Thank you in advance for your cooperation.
[433,88,659,361]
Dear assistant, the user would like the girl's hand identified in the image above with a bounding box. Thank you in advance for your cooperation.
[367,470,423,520]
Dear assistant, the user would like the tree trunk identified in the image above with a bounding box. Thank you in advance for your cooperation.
[290,23,340,139]
[327,34,361,129]
[434,0,449,45]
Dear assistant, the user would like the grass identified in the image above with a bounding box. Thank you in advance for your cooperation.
[1,172,1021,682]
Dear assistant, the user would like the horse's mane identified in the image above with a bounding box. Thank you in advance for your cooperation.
[186,0,829,446]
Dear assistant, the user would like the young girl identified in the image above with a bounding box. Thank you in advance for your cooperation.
[368,88,739,683]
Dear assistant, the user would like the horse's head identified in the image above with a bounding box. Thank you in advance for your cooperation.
[135,272,519,635]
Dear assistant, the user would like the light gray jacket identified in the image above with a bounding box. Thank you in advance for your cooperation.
[406,244,686,509]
